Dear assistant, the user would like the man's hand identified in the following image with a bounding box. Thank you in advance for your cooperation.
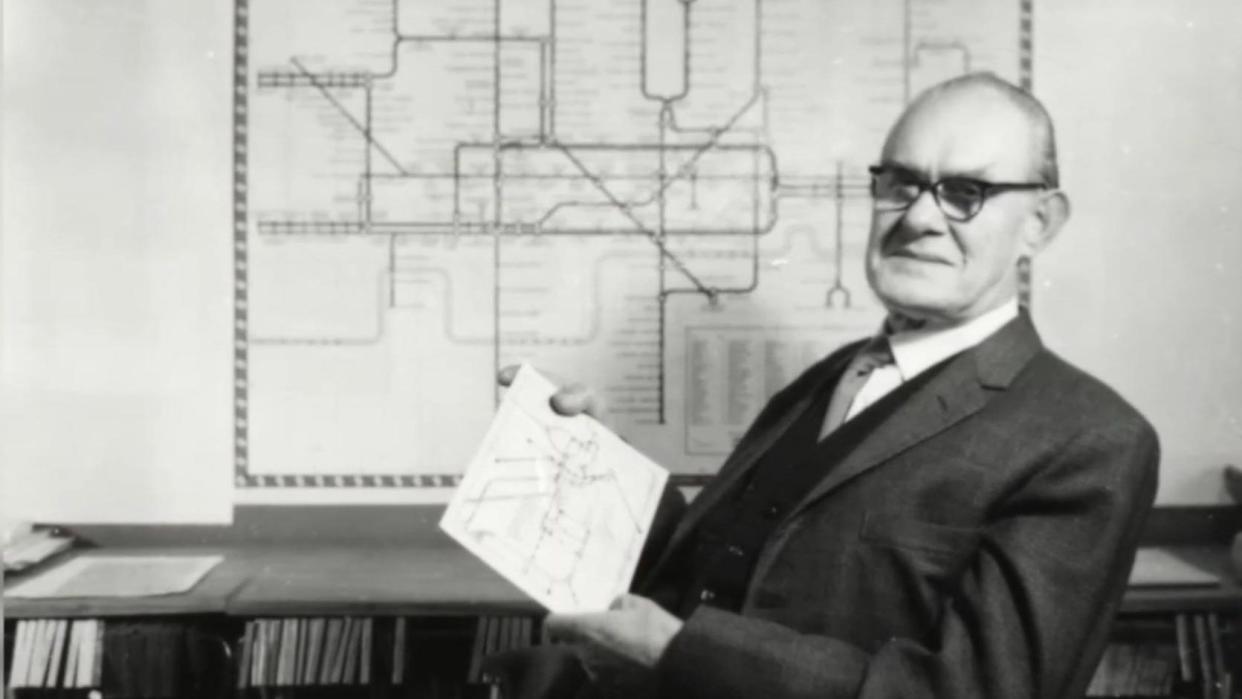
[544,594,683,669]
[497,364,607,420]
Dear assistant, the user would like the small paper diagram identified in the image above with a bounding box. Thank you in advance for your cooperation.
[440,365,668,613]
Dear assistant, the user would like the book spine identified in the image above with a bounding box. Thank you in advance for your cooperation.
[46,619,67,689]
[392,617,407,685]
[236,620,254,689]
[359,617,373,685]
[1195,614,1214,699]
[1177,613,1196,683]
[8,620,32,688]
[1207,613,1228,699]
[321,617,343,685]
[305,617,325,686]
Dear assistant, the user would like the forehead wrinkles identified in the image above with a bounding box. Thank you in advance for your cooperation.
[883,92,1037,180]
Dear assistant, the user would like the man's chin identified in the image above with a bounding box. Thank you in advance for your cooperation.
[871,285,956,323]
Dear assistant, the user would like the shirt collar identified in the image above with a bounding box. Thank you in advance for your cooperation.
[884,299,1020,381]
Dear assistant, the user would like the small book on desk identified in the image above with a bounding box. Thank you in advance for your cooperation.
[1129,547,1221,588]
[3,526,75,573]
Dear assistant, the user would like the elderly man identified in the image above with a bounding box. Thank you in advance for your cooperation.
[493,72,1159,698]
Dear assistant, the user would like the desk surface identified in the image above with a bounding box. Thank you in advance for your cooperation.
[5,544,1238,620]
[4,544,534,619]
[1119,545,1242,614]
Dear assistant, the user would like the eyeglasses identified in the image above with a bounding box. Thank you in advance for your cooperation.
[868,165,1048,222]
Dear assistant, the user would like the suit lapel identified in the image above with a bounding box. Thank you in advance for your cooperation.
[786,313,1044,521]
[637,314,1043,592]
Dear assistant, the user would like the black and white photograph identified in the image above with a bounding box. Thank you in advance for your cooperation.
[3,1,1241,697]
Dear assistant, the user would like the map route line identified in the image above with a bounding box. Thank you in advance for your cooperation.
[443,140,776,237]
[287,57,408,177]
[775,176,870,200]
[490,250,637,348]
[391,267,495,345]
[826,160,851,308]
[638,0,690,104]
[462,489,556,508]
[642,92,769,211]
[593,461,646,536]
[554,143,713,298]
[652,0,765,140]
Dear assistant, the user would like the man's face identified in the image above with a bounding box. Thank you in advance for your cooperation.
[865,90,1046,325]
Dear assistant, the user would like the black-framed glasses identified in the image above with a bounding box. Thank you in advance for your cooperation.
[868,165,1048,222]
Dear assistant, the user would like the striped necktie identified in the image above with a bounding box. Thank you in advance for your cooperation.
[819,336,894,440]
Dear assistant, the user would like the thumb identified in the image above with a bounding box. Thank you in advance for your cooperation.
[549,384,606,419]
[609,593,642,611]
[497,364,522,387]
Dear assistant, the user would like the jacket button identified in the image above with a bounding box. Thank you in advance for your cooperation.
[699,588,716,602]
[763,504,780,519]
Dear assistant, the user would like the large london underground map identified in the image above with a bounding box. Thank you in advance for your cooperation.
[234,0,1030,498]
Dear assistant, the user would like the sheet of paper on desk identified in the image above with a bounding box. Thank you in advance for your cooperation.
[440,365,669,614]
[4,554,223,598]
[1128,547,1220,587]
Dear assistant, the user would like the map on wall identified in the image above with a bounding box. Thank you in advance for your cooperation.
[233,0,1031,497]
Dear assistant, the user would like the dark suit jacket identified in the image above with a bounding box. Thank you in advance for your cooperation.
[642,313,1159,698]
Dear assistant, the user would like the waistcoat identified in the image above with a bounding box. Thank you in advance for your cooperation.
[647,356,950,617]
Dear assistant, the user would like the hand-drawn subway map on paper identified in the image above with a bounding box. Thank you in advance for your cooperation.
[440,365,668,612]
[234,0,1031,496]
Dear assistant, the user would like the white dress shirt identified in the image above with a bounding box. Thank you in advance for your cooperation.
[843,299,1020,422]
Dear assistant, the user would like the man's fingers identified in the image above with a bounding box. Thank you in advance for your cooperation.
[543,612,596,643]
[497,365,606,418]
[497,364,522,387]
[609,594,641,611]
[543,612,574,639]
[550,385,605,418]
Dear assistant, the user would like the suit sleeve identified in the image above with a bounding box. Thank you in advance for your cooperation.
[654,421,1160,699]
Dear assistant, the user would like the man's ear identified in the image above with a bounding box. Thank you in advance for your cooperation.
[1021,190,1071,255]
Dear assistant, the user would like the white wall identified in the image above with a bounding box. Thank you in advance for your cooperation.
[1,1,235,523]
[1035,0,1242,503]
[4,1,1239,519]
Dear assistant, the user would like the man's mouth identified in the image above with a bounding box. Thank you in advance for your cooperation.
[885,248,952,265]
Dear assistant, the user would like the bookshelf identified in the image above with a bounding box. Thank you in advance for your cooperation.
[3,506,538,697]
[4,506,1241,698]
[1086,508,1242,699]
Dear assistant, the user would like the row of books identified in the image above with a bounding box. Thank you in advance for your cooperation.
[1175,613,1235,699]
[238,617,374,688]
[466,616,541,684]
[5,616,539,697]
[235,615,540,690]
[1086,642,1178,697]
[1086,612,1237,699]
[7,619,102,690]
[5,619,229,697]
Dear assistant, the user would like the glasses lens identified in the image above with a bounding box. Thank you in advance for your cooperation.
[871,169,922,210]
[934,179,984,220]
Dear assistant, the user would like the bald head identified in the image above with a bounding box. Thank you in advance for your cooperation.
[865,71,1072,326]
[885,72,1060,188]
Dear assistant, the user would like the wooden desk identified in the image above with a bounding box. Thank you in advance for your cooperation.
[1121,546,1242,615]
[224,545,534,617]
[4,544,532,619]
[7,542,1238,619]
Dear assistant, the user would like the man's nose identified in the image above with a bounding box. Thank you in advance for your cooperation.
[900,187,948,234]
